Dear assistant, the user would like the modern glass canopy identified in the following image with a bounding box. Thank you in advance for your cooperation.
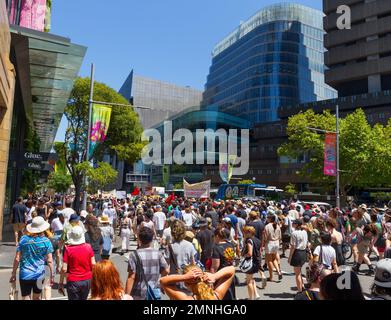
[11,25,86,152]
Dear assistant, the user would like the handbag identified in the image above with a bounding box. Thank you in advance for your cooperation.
[134,251,161,300]
[9,282,18,300]
[239,239,254,273]
[239,257,253,273]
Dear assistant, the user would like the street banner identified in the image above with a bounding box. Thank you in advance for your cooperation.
[89,104,112,159]
[19,0,47,32]
[324,133,337,176]
[219,154,236,183]
[184,179,211,198]
[116,191,127,199]
[153,187,165,195]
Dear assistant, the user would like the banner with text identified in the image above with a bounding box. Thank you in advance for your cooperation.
[324,133,337,176]
[184,179,211,198]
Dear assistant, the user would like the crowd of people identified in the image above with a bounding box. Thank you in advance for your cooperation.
[8,193,391,300]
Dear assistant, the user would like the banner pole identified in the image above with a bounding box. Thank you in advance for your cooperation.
[336,104,340,209]
[82,63,95,211]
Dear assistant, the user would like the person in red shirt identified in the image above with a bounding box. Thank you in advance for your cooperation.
[58,225,96,300]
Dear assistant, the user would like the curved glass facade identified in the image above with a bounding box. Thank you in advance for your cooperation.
[202,3,337,124]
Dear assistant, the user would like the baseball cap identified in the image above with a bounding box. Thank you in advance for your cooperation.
[374,259,391,288]
[69,214,80,223]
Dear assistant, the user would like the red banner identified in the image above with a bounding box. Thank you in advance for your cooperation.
[324,133,337,176]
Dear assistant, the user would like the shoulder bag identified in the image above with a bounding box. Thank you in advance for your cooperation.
[239,239,253,273]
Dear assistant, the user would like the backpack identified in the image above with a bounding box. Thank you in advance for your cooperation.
[102,236,112,256]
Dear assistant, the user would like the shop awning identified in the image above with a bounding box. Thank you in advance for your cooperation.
[11,25,86,152]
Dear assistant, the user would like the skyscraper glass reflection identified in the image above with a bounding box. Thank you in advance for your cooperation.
[202,3,337,124]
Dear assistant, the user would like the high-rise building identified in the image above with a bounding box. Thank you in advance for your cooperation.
[202,3,337,124]
[119,70,203,129]
[323,0,391,96]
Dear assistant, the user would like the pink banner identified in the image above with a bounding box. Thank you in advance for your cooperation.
[19,0,47,32]
[8,0,17,24]
[324,133,337,176]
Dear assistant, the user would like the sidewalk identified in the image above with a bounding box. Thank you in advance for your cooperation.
[0,243,16,269]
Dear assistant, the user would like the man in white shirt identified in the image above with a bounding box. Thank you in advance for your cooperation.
[153,205,166,238]
[51,212,65,235]
[62,200,75,224]
[103,203,116,226]
[288,203,300,221]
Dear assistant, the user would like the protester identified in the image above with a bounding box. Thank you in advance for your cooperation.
[370,258,391,300]
[242,226,262,300]
[90,260,133,300]
[62,200,75,224]
[160,265,235,300]
[289,219,308,292]
[59,226,95,300]
[169,220,197,274]
[125,227,169,300]
[196,218,214,268]
[294,263,331,300]
[320,271,365,300]
[99,215,114,260]
[85,215,104,263]
[153,205,166,238]
[211,226,237,299]
[312,231,339,273]
[263,214,283,282]
[9,197,28,246]
[119,213,132,254]
[352,224,378,275]
[9,216,53,300]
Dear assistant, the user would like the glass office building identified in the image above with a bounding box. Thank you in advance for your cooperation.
[202,3,337,124]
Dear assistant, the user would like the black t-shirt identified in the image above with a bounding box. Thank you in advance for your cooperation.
[205,211,219,228]
[212,242,236,269]
[247,220,265,242]
[244,237,261,267]
[12,203,27,224]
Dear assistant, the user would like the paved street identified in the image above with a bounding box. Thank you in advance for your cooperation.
[0,237,376,300]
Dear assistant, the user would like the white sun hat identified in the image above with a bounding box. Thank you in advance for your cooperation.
[26,216,50,234]
[67,226,86,245]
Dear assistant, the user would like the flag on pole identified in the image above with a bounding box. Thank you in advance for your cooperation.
[324,133,337,176]
[219,154,236,183]
[89,104,112,159]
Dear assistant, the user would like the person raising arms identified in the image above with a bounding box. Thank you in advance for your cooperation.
[160,265,235,300]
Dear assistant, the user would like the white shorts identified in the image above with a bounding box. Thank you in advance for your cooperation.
[266,241,279,254]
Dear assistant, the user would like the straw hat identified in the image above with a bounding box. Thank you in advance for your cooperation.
[67,226,86,245]
[98,215,110,224]
[26,216,50,234]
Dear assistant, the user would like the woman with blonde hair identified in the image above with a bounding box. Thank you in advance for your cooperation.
[160,264,235,300]
[90,260,132,300]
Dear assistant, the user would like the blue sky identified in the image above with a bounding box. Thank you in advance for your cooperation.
[52,0,322,142]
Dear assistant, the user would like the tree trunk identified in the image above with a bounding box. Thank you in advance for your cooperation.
[74,180,82,213]
[340,188,348,209]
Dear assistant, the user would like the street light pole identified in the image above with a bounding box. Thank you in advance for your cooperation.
[336,104,341,209]
[82,63,95,210]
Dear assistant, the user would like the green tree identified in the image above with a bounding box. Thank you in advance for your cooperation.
[285,183,297,197]
[238,179,255,185]
[76,161,118,194]
[62,77,144,211]
[47,171,73,194]
[278,109,391,203]
[174,183,183,190]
